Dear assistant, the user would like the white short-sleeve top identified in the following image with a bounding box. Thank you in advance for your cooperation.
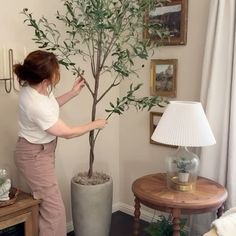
[18,86,59,144]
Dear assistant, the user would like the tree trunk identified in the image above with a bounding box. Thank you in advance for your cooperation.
[88,130,95,178]
[88,73,100,178]
[88,32,102,178]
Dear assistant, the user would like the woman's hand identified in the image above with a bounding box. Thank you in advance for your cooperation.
[46,118,108,139]
[71,76,85,95]
[94,119,108,130]
[56,76,86,107]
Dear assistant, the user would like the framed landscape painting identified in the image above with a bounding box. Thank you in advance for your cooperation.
[143,0,188,45]
[150,59,177,97]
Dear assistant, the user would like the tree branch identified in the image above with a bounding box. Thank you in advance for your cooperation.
[97,74,121,103]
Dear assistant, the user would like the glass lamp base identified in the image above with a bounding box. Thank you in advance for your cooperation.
[165,146,199,192]
[167,175,196,192]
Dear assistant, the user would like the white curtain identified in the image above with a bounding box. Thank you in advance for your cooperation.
[190,0,236,235]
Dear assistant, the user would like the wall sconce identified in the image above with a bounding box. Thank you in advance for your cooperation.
[0,48,18,93]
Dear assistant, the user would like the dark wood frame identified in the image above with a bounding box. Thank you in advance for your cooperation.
[150,112,176,147]
[150,59,177,97]
[143,0,188,45]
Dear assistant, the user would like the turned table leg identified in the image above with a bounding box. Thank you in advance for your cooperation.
[172,208,181,236]
[217,204,225,218]
[133,197,141,236]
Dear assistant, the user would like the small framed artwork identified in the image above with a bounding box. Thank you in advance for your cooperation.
[150,59,177,97]
[143,0,188,45]
[150,112,176,147]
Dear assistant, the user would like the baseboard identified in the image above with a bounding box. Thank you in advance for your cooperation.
[117,202,155,222]
[112,202,120,213]
[66,221,73,233]
[66,202,155,233]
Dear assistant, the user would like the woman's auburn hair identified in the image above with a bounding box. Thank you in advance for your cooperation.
[14,50,60,86]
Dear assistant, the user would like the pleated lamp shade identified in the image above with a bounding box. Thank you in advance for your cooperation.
[151,101,216,147]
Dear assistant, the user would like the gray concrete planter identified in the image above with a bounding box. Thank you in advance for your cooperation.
[71,176,113,236]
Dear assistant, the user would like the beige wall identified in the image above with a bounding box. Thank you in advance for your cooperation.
[0,0,210,230]
[0,0,119,230]
[119,0,211,210]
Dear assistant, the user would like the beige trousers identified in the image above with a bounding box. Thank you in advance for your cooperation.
[14,137,66,236]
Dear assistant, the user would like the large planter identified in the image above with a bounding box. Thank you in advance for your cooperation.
[71,176,113,236]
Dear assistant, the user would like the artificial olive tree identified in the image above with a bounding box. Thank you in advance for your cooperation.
[22,0,168,180]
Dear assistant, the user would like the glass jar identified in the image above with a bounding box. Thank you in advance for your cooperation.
[166,146,199,191]
[0,168,9,186]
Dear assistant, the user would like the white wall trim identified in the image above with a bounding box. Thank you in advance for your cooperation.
[117,202,155,222]
[112,202,120,213]
[67,221,74,234]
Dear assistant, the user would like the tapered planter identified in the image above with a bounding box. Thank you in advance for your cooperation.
[71,176,113,236]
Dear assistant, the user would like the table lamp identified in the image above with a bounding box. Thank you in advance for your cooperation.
[151,101,216,191]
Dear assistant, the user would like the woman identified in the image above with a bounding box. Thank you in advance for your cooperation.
[14,50,107,236]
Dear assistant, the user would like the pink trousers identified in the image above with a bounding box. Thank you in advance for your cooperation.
[14,137,66,236]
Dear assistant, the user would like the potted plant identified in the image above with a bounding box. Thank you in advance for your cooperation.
[21,0,169,235]
[145,215,188,236]
[173,158,193,182]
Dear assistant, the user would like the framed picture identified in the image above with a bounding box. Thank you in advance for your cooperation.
[150,112,176,148]
[150,59,177,97]
[143,0,188,45]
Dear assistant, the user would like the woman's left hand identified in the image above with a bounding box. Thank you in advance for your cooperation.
[71,76,85,95]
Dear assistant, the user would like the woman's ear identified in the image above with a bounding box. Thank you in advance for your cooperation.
[42,78,51,86]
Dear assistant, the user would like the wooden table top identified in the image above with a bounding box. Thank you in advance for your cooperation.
[132,173,228,211]
[0,190,41,218]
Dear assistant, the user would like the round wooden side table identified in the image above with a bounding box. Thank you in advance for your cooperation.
[132,173,228,236]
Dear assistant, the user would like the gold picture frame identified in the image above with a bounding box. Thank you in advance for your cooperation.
[143,0,188,45]
[150,59,177,97]
[150,112,177,148]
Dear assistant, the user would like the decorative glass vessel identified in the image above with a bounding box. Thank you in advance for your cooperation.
[0,168,9,185]
[166,146,199,191]
[0,167,11,199]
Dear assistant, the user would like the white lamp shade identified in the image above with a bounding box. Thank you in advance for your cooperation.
[151,101,216,147]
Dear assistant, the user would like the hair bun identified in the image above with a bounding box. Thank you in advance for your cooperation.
[14,63,40,85]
